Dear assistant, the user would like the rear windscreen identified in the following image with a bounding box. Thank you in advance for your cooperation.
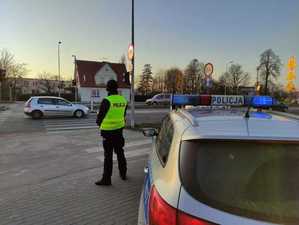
[180,140,299,224]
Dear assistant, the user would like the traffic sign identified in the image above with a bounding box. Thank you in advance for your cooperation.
[288,56,296,70]
[286,56,296,92]
[128,44,134,61]
[204,63,214,77]
[287,71,296,81]
[286,81,296,92]
[206,77,212,88]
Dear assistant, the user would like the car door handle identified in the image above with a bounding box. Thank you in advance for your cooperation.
[144,166,149,174]
[56,106,59,108]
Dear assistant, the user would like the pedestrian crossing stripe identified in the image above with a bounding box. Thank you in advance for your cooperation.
[47,125,98,131]
[96,147,151,162]
[84,139,152,162]
[85,139,152,153]
[42,109,169,133]
[0,111,10,126]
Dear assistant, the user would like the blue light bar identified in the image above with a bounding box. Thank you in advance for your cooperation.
[251,96,273,108]
[172,95,199,106]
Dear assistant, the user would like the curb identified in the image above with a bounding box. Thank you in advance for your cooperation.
[270,110,299,120]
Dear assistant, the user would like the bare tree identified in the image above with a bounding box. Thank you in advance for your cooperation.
[165,68,183,94]
[0,49,14,70]
[152,69,166,93]
[184,59,205,94]
[38,71,56,94]
[219,64,250,94]
[258,49,282,95]
[0,49,27,100]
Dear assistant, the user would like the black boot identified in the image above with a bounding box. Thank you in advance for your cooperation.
[120,170,127,180]
[95,177,111,186]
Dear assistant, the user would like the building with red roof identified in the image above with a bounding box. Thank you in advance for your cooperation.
[74,60,130,103]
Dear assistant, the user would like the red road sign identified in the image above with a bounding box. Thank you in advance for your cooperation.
[204,63,214,77]
[128,44,134,61]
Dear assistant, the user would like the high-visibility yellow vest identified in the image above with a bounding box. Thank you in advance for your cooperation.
[100,95,127,131]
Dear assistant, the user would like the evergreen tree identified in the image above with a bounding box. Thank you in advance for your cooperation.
[138,64,153,95]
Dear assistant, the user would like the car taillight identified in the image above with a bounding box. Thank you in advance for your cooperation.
[149,186,176,225]
[149,186,217,225]
[178,211,217,225]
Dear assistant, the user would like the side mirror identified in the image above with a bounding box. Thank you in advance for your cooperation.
[142,128,158,137]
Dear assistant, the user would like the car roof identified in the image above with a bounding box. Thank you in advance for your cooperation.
[174,108,299,141]
[32,96,65,100]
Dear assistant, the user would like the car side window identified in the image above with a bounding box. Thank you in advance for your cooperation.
[38,98,54,105]
[156,116,174,166]
[57,99,71,106]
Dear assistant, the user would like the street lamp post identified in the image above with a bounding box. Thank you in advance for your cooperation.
[225,61,233,95]
[58,41,62,97]
[130,0,135,128]
[72,55,78,102]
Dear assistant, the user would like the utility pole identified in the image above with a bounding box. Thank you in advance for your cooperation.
[225,61,233,95]
[130,0,135,128]
[58,41,62,97]
[0,69,6,102]
[0,81,2,102]
[72,55,78,102]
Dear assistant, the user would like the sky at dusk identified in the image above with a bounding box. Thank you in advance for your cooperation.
[1,0,299,86]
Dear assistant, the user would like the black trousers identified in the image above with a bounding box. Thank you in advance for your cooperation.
[101,129,127,179]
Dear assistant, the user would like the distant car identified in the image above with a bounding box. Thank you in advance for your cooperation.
[145,94,171,105]
[138,95,299,225]
[24,96,89,119]
[271,101,288,112]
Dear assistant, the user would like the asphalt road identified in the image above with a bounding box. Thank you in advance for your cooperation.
[1,103,298,225]
[0,103,169,135]
[0,103,168,225]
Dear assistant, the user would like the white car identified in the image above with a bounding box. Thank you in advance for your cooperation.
[145,94,171,105]
[24,96,89,119]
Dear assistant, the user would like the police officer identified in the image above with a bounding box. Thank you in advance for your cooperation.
[95,79,127,186]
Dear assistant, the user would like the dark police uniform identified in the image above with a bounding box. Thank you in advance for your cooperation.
[96,91,127,185]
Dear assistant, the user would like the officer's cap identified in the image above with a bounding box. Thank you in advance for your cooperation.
[106,79,118,92]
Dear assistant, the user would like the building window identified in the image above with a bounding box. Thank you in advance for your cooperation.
[91,89,100,97]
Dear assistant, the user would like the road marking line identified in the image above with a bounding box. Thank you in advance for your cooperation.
[14,169,28,176]
[96,147,151,162]
[85,139,152,153]
[46,125,98,131]
[45,123,96,128]
[0,170,11,175]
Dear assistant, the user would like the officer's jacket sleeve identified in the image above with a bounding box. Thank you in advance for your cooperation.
[96,99,110,126]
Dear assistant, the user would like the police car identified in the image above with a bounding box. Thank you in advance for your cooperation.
[138,95,299,225]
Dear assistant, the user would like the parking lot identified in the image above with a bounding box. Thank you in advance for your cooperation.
[0,103,168,225]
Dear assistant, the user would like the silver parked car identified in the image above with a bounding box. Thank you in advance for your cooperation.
[138,95,299,225]
[24,96,89,119]
[145,93,171,105]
